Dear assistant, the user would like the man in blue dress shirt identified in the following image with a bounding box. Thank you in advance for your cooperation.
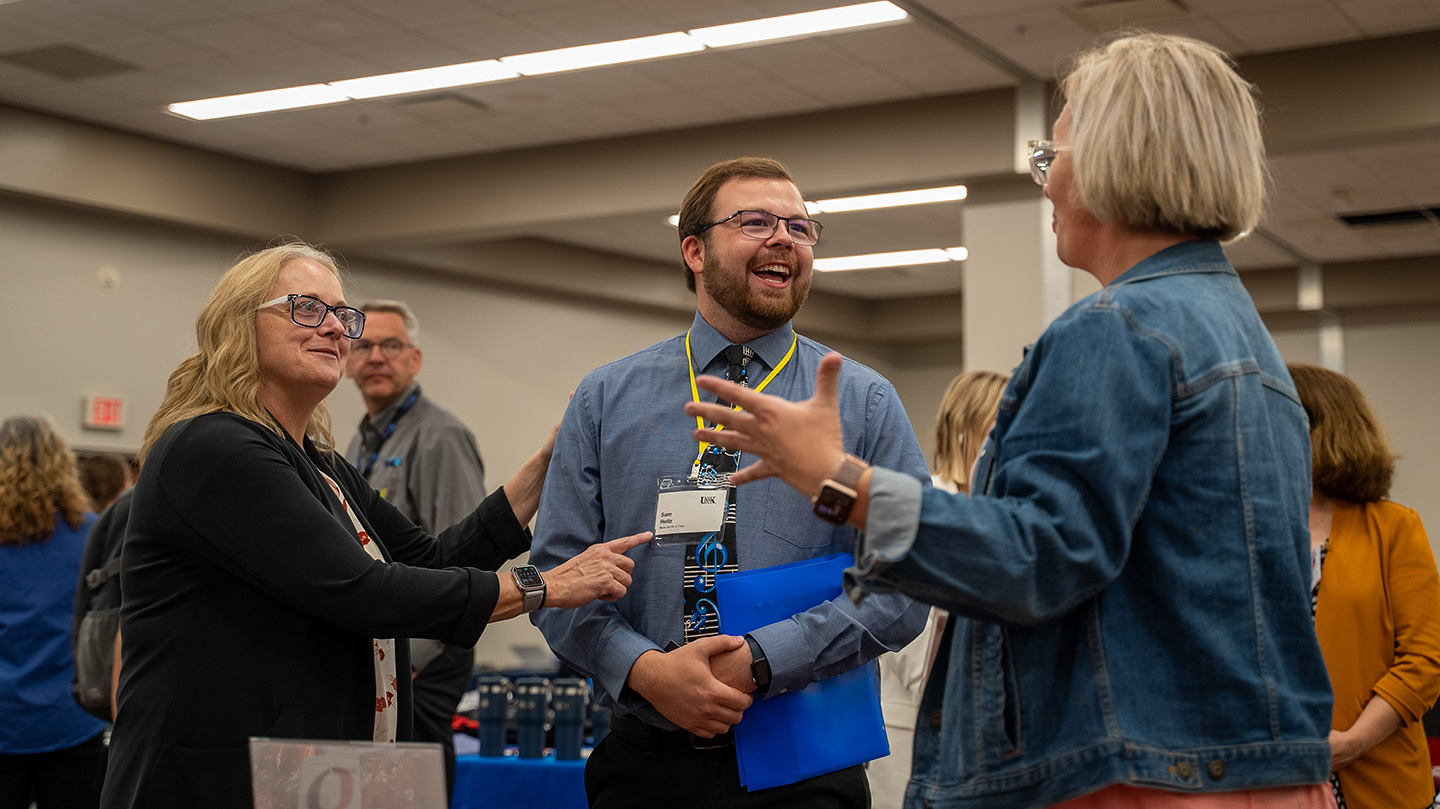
[529,157,930,808]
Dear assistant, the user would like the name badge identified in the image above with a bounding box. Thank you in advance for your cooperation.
[653,476,727,546]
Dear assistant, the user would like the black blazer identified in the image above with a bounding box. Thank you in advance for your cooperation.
[100,413,528,809]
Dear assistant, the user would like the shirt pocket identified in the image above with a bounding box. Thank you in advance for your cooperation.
[758,478,838,550]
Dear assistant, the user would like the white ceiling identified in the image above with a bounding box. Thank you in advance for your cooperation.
[0,0,1437,299]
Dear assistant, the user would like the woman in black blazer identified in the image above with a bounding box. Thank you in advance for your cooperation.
[100,242,647,809]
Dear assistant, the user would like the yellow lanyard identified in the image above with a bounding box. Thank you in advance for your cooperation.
[686,329,798,474]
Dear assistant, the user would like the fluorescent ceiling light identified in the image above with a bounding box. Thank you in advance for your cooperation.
[815,247,967,272]
[169,84,349,120]
[667,215,680,227]
[330,60,517,99]
[502,33,704,76]
[171,2,910,120]
[810,184,967,214]
[689,1,907,48]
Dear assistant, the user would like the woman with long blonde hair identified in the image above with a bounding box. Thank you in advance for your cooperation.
[0,415,108,809]
[101,241,650,809]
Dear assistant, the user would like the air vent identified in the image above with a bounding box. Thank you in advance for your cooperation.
[395,94,489,123]
[0,45,138,80]
[1338,207,1440,227]
[1069,0,1191,32]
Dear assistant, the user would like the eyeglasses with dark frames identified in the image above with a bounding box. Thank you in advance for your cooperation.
[1026,140,1073,187]
[256,294,366,339]
[347,338,414,362]
[694,210,823,246]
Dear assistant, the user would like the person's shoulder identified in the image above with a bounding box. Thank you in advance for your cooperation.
[1366,499,1426,532]
[151,412,286,471]
[795,333,900,393]
[576,332,687,391]
[413,394,475,434]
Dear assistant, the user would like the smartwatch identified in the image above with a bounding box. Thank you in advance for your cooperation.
[811,454,870,525]
[744,634,771,694]
[511,564,547,613]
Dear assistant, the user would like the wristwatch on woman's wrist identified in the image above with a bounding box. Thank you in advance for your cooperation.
[811,454,870,525]
[511,564,547,613]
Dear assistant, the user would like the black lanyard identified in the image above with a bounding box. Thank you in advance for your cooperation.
[357,391,419,477]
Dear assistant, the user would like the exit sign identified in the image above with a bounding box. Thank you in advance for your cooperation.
[82,395,124,430]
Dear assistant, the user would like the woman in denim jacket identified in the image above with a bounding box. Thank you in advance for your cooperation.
[688,33,1334,809]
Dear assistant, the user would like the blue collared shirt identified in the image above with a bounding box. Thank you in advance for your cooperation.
[530,312,930,729]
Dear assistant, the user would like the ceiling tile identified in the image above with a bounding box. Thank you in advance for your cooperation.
[1345,139,1440,207]
[685,79,825,116]
[1272,150,1410,215]
[343,0,494,27]
[1141,18,1247,53]
[0,4,151,46]
[631,49,769,87]
[167,18,308,57]
[503,1,668,45]
[915,0,1057,22]
[955,7,1098,78]
[324,30,472,73]
[0,21,57,52]
[779,63,921,107]
[527,64,691,104]
[93,0,231,29]
[1215,2,1362,53]
[251,3,403,45]
[1223,233,1301,269]
[1337,0,1440,35]
[721,36,866,76]
[825,21,973,64]
[811,263,965,299]
[88,32,223,70]
[880,53,1015,94]
[1184,0,1312,14]
[414,14,563,60]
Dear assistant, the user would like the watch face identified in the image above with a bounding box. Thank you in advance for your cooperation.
[514,566,544,589]
[813,486,856,524]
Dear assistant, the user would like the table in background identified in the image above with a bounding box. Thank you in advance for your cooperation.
[452,752,588,809]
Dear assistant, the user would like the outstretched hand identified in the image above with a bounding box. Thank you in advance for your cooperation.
[685,352,848,499]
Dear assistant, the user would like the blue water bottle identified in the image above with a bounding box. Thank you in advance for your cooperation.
[551,678,587,760]
[590,703,611,746]
[474,675,511,757]
[514,677,549,759]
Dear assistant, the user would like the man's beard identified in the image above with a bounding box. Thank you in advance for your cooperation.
[702,249,811,333]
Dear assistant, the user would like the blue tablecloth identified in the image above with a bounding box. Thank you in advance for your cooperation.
[452,752,588,809]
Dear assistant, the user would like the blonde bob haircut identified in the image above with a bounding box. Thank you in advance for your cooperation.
[0,415,92,545]
[141,241,345,462]
[932,370,1010,491]
[1061,32,1267,241]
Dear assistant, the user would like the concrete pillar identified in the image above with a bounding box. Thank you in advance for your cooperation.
[962,196,1099,374]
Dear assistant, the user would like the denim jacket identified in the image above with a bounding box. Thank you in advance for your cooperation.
[849,240,1332,809]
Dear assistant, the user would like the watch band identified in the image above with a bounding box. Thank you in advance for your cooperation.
[512,565,547,614]
[827,454,868,493]
[744,634,771,694]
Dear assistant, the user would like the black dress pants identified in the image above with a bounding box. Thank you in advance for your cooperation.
[585,721,869,809]
[410,643,473,801]
[0,733,107,809]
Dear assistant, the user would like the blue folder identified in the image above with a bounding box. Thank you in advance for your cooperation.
[716,553,889,791]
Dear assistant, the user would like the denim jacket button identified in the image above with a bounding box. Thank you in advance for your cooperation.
[1173,761,1194,780]
[1207,760,1225,780]
[923,801,933,809]
[928,709,943,728]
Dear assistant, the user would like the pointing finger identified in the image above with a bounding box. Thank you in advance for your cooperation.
[608,531,653,552]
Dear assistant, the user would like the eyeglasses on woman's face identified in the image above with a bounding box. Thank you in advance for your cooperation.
[1027,140,1073,186]
[256,294,365,339]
